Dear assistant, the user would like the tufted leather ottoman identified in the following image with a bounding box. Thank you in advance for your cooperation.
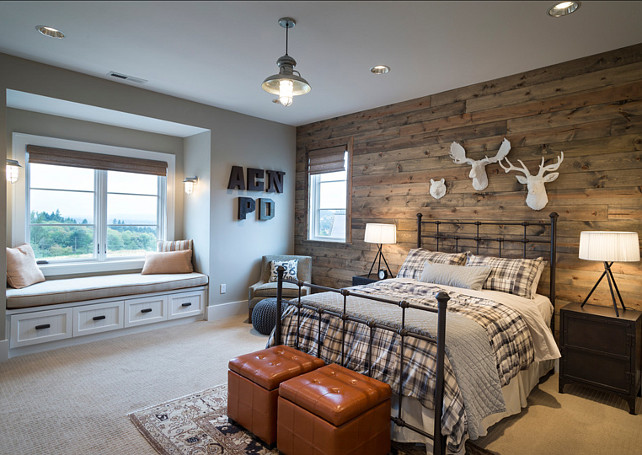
[227,345,325,445]
[277,363,392,455]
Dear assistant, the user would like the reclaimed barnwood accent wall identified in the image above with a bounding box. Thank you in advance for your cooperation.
[295,44,642,326]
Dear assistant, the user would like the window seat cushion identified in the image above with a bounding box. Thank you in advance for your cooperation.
[6,272,209,310]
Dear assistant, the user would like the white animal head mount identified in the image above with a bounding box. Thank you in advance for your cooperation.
[450,138,511,191]
[430,178,446,199]
[499,152,564,211]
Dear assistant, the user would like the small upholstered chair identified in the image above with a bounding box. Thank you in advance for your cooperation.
[248,255,312,321]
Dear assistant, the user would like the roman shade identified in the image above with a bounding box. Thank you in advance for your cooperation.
[307,145,346,175]
[27,144,168,176]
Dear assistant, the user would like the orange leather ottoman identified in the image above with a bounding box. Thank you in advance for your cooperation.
[277,363,392,455]
[227,345,324,446]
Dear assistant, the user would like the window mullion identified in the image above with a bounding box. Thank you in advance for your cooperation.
[97,170,107,261]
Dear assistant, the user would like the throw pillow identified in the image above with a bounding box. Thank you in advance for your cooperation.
[141,250,194,274]
[269,260,298,282]
[466,253,544,299]
[6,244,46,289]
[157,239,193,252]
[397,248,468,280]
[419,261,492,291]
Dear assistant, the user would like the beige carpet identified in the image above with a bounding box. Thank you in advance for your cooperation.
[0,314,640,455]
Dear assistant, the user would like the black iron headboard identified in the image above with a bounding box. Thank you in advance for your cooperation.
[416,212,559,308]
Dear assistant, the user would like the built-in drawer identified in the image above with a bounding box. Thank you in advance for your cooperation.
[168,291,204,320]
[124,295,167,327]
[73,301,124,337]
[10,308,73,348]
[565,314,630,356]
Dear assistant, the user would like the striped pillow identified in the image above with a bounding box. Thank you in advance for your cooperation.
[397,248,468,280]
[466,253,544,299]
[157,239,193,252]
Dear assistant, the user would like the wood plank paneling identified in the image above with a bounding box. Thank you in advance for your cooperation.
[295,44,642,315]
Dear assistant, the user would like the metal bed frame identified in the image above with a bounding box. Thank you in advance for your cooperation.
[273,212,559,455]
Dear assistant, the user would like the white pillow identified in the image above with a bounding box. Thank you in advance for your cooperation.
[269,260,298,282]
[419,261,491,291]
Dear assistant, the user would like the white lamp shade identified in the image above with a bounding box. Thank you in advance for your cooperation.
[579,231,640,262]
[364,223,396,244]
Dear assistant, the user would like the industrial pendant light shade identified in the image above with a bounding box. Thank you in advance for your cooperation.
[262,17,311,107]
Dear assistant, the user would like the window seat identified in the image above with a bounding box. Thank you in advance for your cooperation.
[7,273,209,309]
[4,272,209,359]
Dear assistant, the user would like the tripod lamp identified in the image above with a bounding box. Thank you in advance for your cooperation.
[579,231,640,317]
[364,223,396,279]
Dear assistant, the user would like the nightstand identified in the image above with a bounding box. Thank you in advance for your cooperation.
[559,302,641,414]
[351,275,379,286]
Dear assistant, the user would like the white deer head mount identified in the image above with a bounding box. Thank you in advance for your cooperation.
[430,178,446,199]
[499,152,564,211]
[450,138,511,191]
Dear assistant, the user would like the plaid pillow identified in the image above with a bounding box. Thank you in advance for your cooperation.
[269,260,298,282]
[397,248,467,279]
[466,254,544,299]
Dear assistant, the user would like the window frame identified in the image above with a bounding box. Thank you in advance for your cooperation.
[11,133,175,277]
[306,140,353,244]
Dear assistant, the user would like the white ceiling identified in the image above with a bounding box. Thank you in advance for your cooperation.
[0,1,641,127]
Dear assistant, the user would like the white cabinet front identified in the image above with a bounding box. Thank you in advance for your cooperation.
[73,301,124,336]
[124,296,167,327]
[168,291,204,320]
[10,308,73,347]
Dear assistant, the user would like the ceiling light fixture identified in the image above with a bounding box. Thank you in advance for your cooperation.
[547,1,581,17]
[35,25,65,39]
[370,65,390,75]
[262,17,311,107]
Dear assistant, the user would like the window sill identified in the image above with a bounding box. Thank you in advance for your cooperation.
[39,258,145,278]
[303,238,351,245]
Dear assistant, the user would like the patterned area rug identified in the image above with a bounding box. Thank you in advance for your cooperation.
[128,384,497,455]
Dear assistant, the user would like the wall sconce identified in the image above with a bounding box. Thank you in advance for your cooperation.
[183,176,198,195]
[6,159,22,184]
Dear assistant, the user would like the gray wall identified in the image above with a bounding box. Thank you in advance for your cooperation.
[1,53,296,341]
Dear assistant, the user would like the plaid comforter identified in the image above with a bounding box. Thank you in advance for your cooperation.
[267,278,535,453]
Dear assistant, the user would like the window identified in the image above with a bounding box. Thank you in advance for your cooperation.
[26,144,167,263]
[307,145,351,242]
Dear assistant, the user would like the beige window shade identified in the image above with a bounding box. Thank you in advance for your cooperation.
[26,145,168,176]
[308,145,346,175]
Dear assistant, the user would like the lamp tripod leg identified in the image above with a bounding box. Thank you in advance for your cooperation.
[367,251,380,278]
[605,261,626,315]
[604,262,620,317]
[581,269,607,307]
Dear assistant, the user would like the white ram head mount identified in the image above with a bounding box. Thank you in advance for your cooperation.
[499,152,564,211]
[430,178,446,199]
[450,138,511,191]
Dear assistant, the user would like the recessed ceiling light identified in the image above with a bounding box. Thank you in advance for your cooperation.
[35,25,65,39]
[370,65,390,75]
[547,1,581,17]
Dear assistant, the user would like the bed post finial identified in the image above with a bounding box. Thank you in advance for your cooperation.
[275,266,285,346]
[416,213,423,248]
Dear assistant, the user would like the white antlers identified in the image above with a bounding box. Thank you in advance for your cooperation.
[450,138,511,191]
[499,152,564,211]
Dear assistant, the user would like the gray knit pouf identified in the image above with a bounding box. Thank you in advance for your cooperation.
[252,298,288,335]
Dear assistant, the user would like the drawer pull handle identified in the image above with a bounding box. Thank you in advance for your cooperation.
[181,302,192,307]
[141,308,153,314]
[35,324,50,330]
[92,315,106,321]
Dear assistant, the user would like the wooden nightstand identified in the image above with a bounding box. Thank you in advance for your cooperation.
[351,275,380,286]
[559,302,641,414]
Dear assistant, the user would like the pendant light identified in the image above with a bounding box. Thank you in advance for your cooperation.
[262,17,311,107]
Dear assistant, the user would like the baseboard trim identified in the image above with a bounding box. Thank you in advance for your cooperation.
[0,339,8,363]
[207,300,246,321]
